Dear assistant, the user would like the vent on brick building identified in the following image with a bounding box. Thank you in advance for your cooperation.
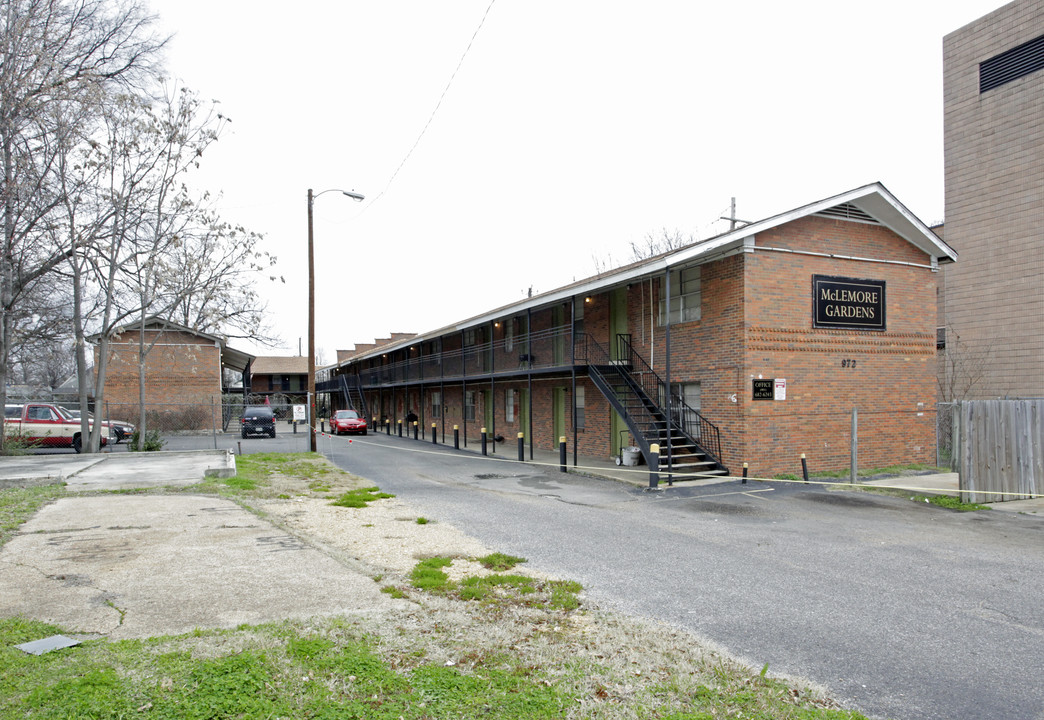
[815,203,880,225]
[979,33,1044,93]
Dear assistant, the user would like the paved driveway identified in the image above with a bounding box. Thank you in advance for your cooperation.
[321,431,1044,720]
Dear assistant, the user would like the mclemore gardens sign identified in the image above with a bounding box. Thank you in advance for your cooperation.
[812,275,886,331]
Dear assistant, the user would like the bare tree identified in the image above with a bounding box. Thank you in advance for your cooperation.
[629,228,696,261]
[592,228,697,275]
[82,87,231,450]
[164,205,279,344]
[0,0,164,451]
[938,325,991,402]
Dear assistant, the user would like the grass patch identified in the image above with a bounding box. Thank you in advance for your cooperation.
[415,516,429,525]
[409,557,454,592]
[911,494,991,512]
[775,463,947,482]
[196,452,368,501]
[331,486,395,508]
[478,552,526,571]
[409,556,583,612]
[0,616,867,719]
[0,484,65,548]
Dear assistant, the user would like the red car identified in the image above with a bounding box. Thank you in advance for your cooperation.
[330,409,367,435]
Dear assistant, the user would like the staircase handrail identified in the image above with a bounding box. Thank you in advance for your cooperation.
[616,334,724,469]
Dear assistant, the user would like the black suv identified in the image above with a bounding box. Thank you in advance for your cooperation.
[240,406,276,438]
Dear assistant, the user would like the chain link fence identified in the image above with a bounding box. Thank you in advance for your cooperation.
[936,402,956,470]
[56,400,314,453]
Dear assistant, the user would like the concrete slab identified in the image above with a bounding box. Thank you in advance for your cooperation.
[0,494,397,639]
[858,472,1044,515]
[0,450,236,491]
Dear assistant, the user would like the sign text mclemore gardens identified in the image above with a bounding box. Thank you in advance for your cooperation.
[812,275,886,331]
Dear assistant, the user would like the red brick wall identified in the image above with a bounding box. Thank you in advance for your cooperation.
[98,330,222,406]
[739,217,937,476]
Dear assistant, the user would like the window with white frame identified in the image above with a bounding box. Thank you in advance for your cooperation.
[658,266,701,325]
[575,385,585,430]
[464,391,476,421]
[431,391,442,419]
[506,389,515,422]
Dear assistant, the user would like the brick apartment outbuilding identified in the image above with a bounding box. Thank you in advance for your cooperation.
[325,184,957,478]
[93,317,254,428]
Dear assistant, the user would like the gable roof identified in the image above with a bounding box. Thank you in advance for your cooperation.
[89,315,255,373]
[251,356,309,375]
[336,182,956,366]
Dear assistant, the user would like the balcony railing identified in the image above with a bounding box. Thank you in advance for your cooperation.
[352,323,576,386]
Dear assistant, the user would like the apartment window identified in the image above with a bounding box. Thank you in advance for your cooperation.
[505,319,514,352]
[464,391,476,422]
[575,385,586,430]
[463,329,477,346]
[658,266,701,325]
[431,391,442,419]
[506,389,515,422]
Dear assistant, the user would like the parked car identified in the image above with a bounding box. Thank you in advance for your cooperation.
[4,402,108,452]
[330,409,367,435]
[241,406,276,438]
[62,408,135,443]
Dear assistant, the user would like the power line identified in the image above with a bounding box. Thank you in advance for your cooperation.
[365,0,498,210]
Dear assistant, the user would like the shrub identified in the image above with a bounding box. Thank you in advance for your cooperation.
[128,429,165,452]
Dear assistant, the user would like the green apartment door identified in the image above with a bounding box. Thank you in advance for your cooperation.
[609,286,629,453]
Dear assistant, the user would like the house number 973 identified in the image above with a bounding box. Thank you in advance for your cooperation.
[841,359,857,368]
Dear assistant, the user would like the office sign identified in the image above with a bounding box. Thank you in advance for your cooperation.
[752,379,774,400]
[813,275,886,331]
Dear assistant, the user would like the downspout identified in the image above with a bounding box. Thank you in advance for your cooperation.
[527,307,533,460]
[664,268,673,479]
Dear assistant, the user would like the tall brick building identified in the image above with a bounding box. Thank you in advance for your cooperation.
[941,0,1044,399]
[327,184,955,478]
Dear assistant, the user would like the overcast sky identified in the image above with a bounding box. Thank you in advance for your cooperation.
[148,0,1001,360]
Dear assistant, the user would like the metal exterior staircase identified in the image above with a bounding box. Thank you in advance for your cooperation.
[577,334,727,478]
[340,374,368,417]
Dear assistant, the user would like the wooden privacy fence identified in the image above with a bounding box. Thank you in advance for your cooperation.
[958,399,1044,503]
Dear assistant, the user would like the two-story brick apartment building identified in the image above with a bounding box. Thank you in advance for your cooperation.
[325,184,956,478]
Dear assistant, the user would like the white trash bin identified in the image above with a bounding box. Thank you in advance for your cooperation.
[621,446,641,466]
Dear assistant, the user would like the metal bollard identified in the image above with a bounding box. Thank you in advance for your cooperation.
[481,427,488,456]
[431,423,437,444]
[397,420,402,437]
[321,420,325,434]
[517,432,524,462]
[453,425,459,450]
[413,421,419,440]
[801,453,809,483]
[559,436,567,472]
[742,462,748,484]
[649,443,661,489]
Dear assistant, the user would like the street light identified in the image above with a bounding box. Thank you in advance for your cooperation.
[308,187,364,452]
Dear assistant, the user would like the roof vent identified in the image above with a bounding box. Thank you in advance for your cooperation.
[815,203,880,225]
[980,33,1044,93]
